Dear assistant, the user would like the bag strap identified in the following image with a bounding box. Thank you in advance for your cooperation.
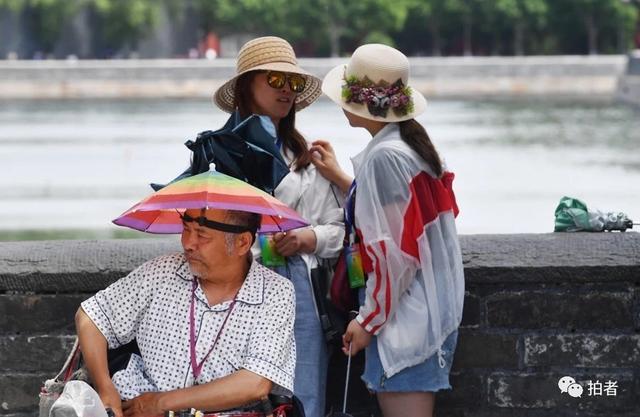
[55,337,81,382]
[343,181,358,246]
[329,183,342,209]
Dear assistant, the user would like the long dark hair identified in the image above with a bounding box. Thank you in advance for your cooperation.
[234,71,311,172]
[398,119,443,177]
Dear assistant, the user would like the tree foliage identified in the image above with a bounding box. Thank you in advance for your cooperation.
[0,0,85,52]
[192,0,409,56]
[90,0,162,51]
[1,0,638,57]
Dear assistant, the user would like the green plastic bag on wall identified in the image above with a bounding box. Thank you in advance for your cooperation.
[554,196,634,232]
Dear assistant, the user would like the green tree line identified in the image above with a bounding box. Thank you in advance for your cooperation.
[1,0,638,57]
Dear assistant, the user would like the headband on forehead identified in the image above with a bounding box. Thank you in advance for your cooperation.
[180,212,256,234]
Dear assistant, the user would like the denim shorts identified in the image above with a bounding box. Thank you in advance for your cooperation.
[361,329,458,393]
[358,289,458,392]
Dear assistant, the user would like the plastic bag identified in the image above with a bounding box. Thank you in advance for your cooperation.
[554,196,634,232]
[49,381,108,417]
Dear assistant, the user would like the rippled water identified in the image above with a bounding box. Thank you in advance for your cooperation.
[0,98,638,239]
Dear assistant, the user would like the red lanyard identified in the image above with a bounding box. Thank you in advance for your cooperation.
[189,279,238,382]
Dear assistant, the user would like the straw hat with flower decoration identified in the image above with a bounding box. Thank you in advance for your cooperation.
[213,36,322,113]
[322,43,427,123]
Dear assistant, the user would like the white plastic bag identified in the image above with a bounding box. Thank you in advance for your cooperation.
[49,381,109,417]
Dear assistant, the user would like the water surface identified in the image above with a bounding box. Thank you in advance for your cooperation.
[1,98,638,239]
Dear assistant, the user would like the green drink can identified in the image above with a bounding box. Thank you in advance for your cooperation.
[259,233,286,267]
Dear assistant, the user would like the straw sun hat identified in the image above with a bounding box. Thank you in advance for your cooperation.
[322,43,427,122]
[213,36,322,113]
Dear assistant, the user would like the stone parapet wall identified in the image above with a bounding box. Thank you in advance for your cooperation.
[1,233,639,417]
[0,56,627,99]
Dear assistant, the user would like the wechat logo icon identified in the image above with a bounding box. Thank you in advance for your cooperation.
[558,376,583,398]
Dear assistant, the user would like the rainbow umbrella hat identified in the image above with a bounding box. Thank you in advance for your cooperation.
[113,170,309,233]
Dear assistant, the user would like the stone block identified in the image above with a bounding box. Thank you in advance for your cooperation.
[461,293,481,327]
[486,292,633,329]
[460,232,640,284]
[436,372,484,409]
[524,334,640,368]
[0,239,180,292]
[0,335,76,372]
[634,287,640,330]
[0,295,87,334]
[455,410,640,417]
[488,373,559,408]
[0,415,41,417]
[2,415,44,417]
[487,372,638,412]
[0,374,45,413]
[433,409,465,417]
[452,331,519,370]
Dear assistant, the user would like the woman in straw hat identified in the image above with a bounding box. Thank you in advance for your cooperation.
[214,36,344,417]
[310,44,464,417]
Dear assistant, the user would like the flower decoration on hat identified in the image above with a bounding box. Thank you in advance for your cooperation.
[341,74,414,118]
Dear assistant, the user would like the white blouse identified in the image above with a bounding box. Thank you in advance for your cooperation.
[251,142,345,271]
[275,145,345,266]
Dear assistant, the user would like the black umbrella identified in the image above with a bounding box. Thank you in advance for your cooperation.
[151,112,289,194]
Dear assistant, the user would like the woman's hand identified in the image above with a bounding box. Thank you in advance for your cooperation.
[310,140,353,194]
[273,229,317,257]
[310,140,340,179]
[122,392,164,417]
[342,319,372,356]
[98,384,124,417]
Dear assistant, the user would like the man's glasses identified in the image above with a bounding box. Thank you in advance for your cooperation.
[266,71,306,93]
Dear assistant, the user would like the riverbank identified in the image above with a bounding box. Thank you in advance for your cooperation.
[0,55,627,99]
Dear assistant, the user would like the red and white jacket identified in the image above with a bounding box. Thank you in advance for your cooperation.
[352,123,465,378]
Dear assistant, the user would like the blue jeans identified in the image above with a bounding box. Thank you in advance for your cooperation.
[267,256,328,417]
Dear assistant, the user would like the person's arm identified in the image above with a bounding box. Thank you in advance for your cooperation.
[342,318,372,357]
[121,370,271,417]
[351,150,420,336]
[310,140,353,194]
[272,228,317,257]
[272,185,344,259]
[273,155,345,258]
[75,308,123,417]
[77,260,157,415]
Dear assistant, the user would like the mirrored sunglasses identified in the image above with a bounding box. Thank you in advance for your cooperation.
[266,71,307,93]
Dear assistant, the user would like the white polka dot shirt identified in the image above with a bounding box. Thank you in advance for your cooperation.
[81,253,296,400]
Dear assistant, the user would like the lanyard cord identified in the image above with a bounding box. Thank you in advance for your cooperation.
[344,180,358,245]
[188,279,238,382]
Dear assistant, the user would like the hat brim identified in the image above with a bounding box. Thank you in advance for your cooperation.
[321,64,427,123]
[213,62,322,113]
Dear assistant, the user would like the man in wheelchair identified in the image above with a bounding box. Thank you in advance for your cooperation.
[75,208,299,417]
